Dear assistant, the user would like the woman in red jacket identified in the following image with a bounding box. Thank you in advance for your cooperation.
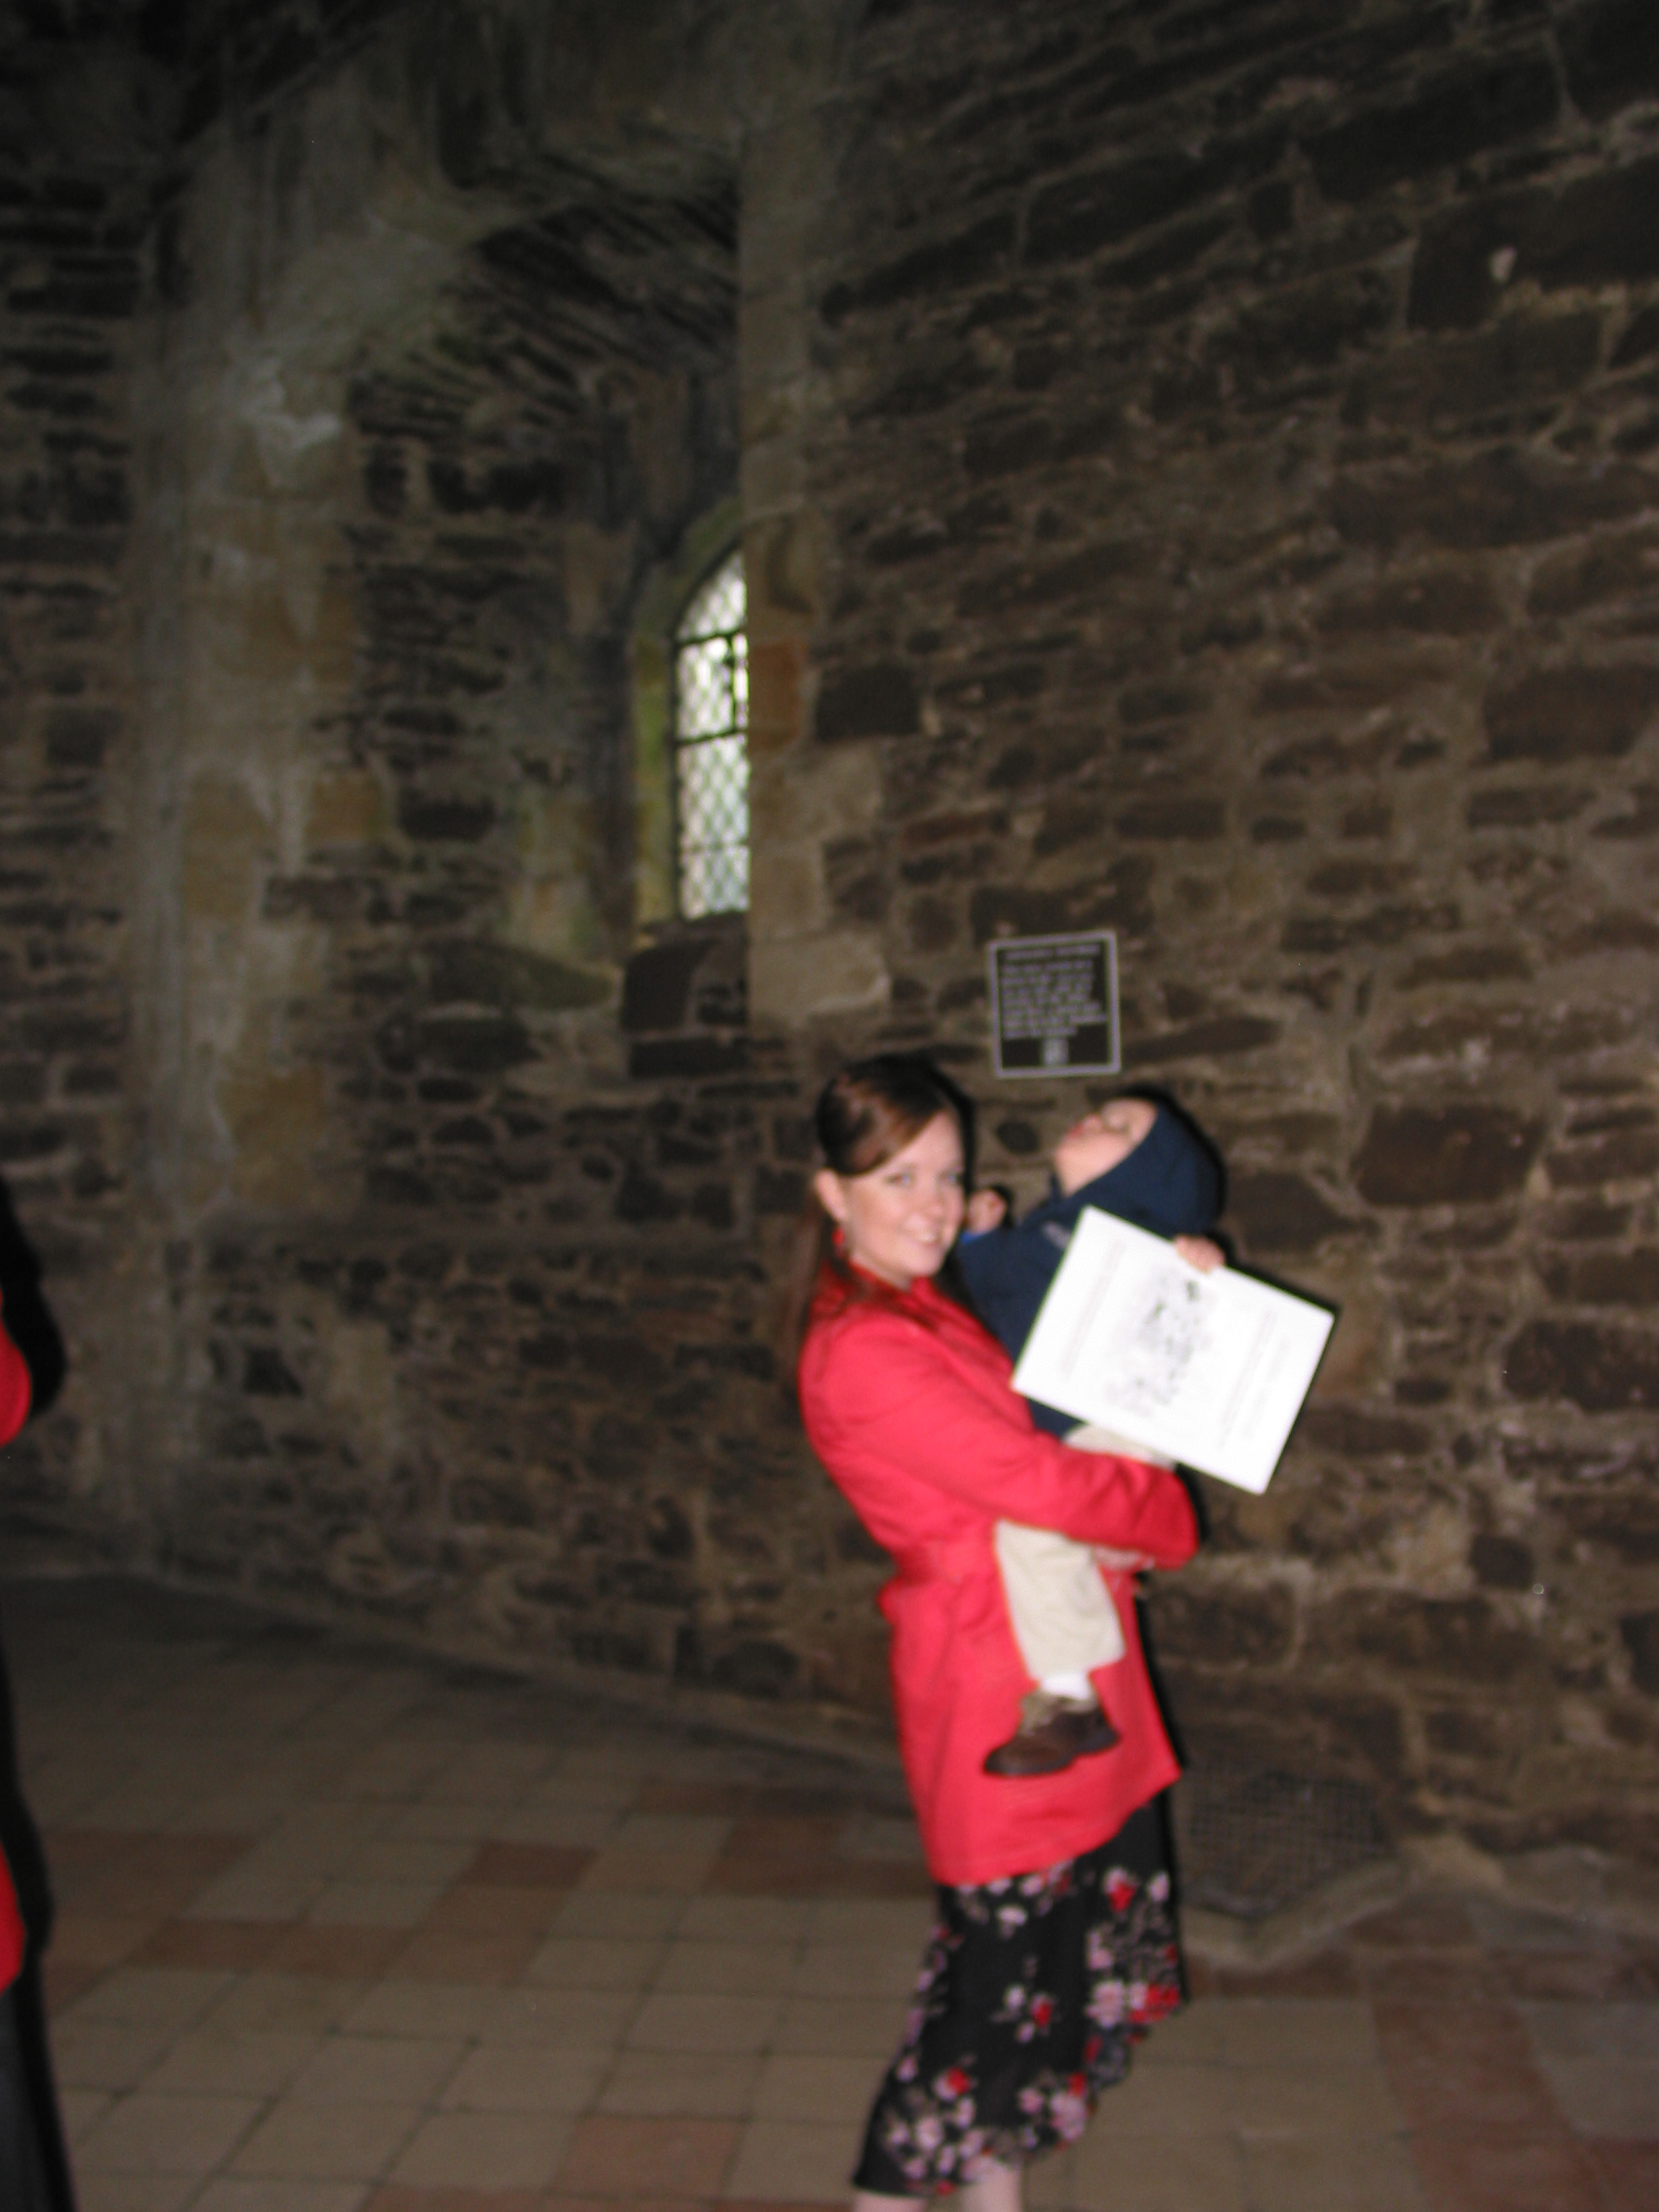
[792,1056,1198,2212]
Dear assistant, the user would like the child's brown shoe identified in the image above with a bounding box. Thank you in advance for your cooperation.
[982,1689,1122,1778]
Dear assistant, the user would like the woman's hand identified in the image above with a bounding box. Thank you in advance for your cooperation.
[1172,1235,1225,1272]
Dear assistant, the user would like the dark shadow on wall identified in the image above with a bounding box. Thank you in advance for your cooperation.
[0,1178,74,2211]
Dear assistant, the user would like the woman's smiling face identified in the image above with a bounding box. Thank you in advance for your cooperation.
[813,1111,966,1289]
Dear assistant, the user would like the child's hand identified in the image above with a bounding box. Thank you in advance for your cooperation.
[1172,1235,1225,1272]
[1093,1546,1155,1572]
[965,1189,1008,1234]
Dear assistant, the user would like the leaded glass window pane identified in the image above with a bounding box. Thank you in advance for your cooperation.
[674,549,748,918]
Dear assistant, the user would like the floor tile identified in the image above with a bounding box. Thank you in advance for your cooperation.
[525,1936,666,1991]
[388,2111,575,2191]
[309,1884,446,1931]
[203,1974,369,2035]
[722,2117,861,2201]
[1533,2055,1659,2135]
[286,2035,466,2106]
[1061,2125,1250,2211]
[131,1920,284,1972]
[53,2019,179,2091]
[793,1945,918,1999]
[68,1966,238,2034]
[547,1890,685,1940]
[75,2089,262,2174]
[1494,1951,1656,2001]
[679,1897,815,1945]
[385,1928,541,1985]
[1586,2138,1659,2212]
[1211,1995,1380,2067]
[440,2045,609,2112]
[230,2099,423,2180]
[577,1847,719,1894]
[625,1992,784,2054]
[769,1994,909,2057]
[192,2185,371,2212]
[751,2053,881,2124]
[1373,2001,1567,2135]
[556,2113,743,2195]
[1518,1998,1659,2061]
[653,1941,797,1996]
[264,1928,409,1978]
[1212,1950,1360,1998]
[419,1882,563,1937]
[596,2049,761,2118]
[1407,2131,1606,2212]
[1232,2059,1406,2136]
[467,1842,595,1889]
[73,2175,199,2212]
[1239,2132,1427,2211]
[144,2029,323,2097]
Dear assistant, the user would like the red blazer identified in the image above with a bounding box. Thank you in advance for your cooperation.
[0,1306,27,1987]
[799,1270,1198,1886]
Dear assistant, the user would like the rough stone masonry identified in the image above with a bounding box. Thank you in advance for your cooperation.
[0,0,1656,1871]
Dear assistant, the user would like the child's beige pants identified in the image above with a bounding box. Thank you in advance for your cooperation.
[994,1426,1173,1680]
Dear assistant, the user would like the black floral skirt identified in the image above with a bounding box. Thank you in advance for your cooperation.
[852,1799,1181,2196]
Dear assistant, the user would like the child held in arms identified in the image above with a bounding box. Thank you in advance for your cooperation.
[957,1096,1225,1779]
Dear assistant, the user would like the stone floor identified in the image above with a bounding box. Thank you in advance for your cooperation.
[2,1572,1656,2212]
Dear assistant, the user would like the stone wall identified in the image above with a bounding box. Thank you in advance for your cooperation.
[0,0,1657,1864]
[0,4,150,1521]
[762,0,1659,1860]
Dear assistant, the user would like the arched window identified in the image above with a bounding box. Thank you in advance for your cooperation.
[673,548,748,917]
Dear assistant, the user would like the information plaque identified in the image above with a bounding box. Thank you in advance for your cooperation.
[988,931,1120,1079]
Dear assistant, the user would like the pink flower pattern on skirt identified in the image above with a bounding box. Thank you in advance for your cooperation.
[852,1804,1181,2195]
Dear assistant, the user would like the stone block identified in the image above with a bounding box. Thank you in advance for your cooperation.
[1294,1405,1430,1458]
[1468,1534,1533,1591]
[1208,270,1392,387]
[1026,129,1283,263]
[1115,797,1226,839]
[1227,1171,1353,1255]
[1331,449,1653,550]
[969,861,1153,942]
[1621,1611,1659,1696]
[820,213,1014,324]
[1121,1015,1279,1066]
[747,635,807,756]
[1326,1593,1539,1685]
[397,793,497,842]
[814,661,919,743]
[1149,1581,1296,1670]
[1484,664,1659,763]
[749,929,888,1021]
[1316,566,1501,637]
[1504,1319,1659,1412]
[1300,53,1558,203]
[306,769,385,848]
[414,1015,534,1074]
[1351,1105,1543,1206]
[1538,1250,1659,1307]
[1352,313,1602,430]
[627,1036,748,1081]
[430,942,610,1014]
[621,940,712,1034]
[1560,0,1659,117]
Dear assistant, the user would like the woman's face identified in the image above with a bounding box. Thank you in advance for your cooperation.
[813,1112,966,1289]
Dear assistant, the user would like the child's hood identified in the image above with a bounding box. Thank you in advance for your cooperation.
[1066,1103,1220,1235]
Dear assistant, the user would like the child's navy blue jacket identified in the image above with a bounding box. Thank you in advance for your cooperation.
[955,1105,1221,1436]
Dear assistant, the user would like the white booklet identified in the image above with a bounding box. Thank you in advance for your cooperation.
[1011,1207,1336,1493]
